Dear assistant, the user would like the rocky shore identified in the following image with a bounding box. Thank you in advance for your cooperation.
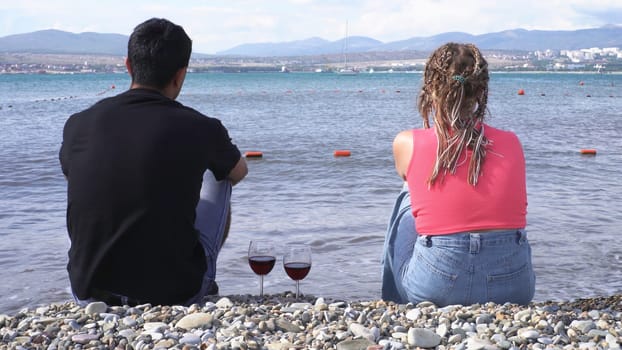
[1,293,622,349]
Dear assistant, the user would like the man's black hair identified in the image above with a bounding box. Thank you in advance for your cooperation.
[127,18,192,89]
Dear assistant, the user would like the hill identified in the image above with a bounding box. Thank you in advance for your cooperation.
[216,25,622,56]
[0,29,128,55]
[0,25,621,57]
[217,36,383,56]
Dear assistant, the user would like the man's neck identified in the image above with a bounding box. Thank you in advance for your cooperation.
[130,83,162,93]
[129,83,178,100]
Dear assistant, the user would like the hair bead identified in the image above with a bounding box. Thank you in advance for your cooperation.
[452,75,466,84]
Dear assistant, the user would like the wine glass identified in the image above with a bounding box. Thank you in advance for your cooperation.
[283,244,312,299]
[248,240,276,297]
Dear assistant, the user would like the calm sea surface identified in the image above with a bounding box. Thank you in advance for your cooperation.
[1,72,621,314]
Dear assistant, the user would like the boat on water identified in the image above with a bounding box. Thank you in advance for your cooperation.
[594,64,606,73]
[336,21,358,75]
[337,67,358,75]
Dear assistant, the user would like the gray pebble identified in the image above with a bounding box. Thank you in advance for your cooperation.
[175,313,213,330]
[570,320,596,333]
[179,333,201,345]
[2,293,622,350]
[336,338,374,350]
[408,328,441,348]
[84,302,107,315]
[71,332,100,344]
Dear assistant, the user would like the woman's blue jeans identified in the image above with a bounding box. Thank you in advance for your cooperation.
[381,185,535,306]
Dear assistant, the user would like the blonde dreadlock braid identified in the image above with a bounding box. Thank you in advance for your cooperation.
[418,42,490,186]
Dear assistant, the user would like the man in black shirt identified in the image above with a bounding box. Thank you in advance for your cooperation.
[59,18,248,306]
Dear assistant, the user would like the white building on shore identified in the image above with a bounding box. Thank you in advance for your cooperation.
[560,47,622,62]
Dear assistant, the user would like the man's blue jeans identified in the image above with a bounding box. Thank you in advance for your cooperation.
[381,185,535,306]
[187,170,231,304]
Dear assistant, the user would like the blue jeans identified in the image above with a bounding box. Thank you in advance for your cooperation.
[381,185,535,306]
[74,171,231,306]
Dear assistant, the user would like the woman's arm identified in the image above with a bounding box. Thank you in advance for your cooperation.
[392,130,414,181]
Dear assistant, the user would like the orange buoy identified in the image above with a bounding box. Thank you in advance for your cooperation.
[334,150,351,157]
[518,89,525,95]
[245,151,263,158]
[579,149,597,155]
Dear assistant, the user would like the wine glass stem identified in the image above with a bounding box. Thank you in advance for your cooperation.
[295,280,300,300]
[260,275,264,297]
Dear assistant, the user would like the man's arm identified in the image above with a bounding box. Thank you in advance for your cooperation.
[227,157,248,186]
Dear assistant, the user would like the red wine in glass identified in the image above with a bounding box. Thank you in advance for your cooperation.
[284,262,311,280]
[248,240,275,297]
[283,244,312,299]
[249,256,276,275]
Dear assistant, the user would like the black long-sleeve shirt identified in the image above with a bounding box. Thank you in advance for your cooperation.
[60,88,241,304]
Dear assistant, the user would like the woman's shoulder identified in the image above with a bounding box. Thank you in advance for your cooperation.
[411,127,434,135]
[393,130,413,150]
[484,124,519,140]
[484,124,523,154]
[393,128,437,149]
[394,129,413,139]
[394,128,433,139]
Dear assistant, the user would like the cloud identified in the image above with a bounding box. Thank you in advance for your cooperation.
[355,0,622,43]
[570,1,622,26]
[222,15,278,33]
[0,0,620,53]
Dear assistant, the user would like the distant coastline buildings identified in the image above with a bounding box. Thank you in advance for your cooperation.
[561,47,622,62]
[531,47,622,71]
[1,45,621,74]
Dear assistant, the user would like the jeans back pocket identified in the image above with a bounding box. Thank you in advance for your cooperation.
[486,250,535,305]
[402,244,459,305]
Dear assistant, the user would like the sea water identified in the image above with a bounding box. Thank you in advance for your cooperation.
[1,72,621,314]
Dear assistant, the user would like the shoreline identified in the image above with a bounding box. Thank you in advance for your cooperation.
[1,293,621,349]
[2,70,622,75]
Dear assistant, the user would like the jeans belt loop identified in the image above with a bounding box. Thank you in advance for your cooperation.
[516,230,526,245]
[469,233,481,254]
[424,235,432,247]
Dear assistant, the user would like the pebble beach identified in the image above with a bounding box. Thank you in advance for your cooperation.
[1,293,622,350]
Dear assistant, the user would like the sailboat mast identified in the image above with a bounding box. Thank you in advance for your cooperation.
[344,21,348,69]
[336,20,357,74]
[343,21,348,69]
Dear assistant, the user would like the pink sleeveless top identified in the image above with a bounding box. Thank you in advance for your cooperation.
[406,125,527,235]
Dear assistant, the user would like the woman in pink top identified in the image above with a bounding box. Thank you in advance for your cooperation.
[381,43,535,306]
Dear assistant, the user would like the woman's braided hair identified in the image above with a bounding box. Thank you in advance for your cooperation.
[418,42,490,186]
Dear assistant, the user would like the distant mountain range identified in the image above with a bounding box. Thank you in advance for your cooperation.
[0,29,128,55]
[218,25,622,56]
[1,25,621,57]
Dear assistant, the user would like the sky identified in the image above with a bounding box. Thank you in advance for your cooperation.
[1,0,621,54]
